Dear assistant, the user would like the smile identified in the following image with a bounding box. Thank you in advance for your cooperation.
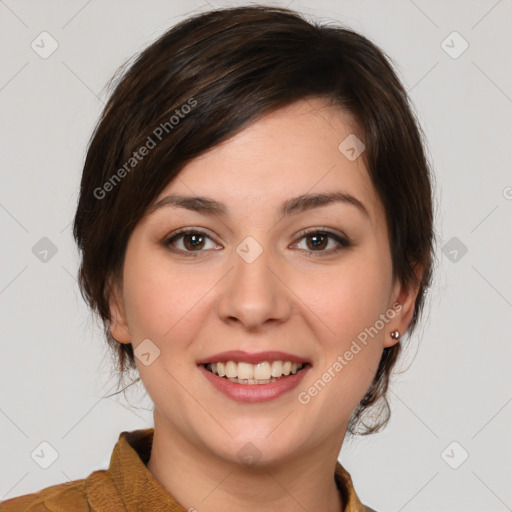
[204,360,306,384]
[197,350,311,402]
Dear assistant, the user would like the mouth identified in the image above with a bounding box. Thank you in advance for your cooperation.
[197,350,312,402]
[201,360,311,385]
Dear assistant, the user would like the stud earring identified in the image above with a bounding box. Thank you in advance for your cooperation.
[390,330,400,341]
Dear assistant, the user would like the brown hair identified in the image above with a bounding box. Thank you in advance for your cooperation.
[73,5,435,435]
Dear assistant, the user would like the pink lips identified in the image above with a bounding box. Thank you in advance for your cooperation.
[198,361,311,404]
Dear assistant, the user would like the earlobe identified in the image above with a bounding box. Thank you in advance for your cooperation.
[108,280,131,344]
[385,268,423,347]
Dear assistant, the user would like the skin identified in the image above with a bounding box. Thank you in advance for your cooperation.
[109,98,421,512]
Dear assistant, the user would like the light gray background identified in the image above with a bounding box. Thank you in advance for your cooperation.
[1,1,511,511]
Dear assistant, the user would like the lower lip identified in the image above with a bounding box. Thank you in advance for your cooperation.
[198,364,311,403]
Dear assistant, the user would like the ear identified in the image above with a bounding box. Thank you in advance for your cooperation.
[384,265,423,348]
[107,277,131,344]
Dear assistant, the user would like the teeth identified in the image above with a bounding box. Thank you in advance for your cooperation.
[271,360,283,377]
[253,362,271,380]
[205,360,305,381]
[225,361,238,378]
[237,362,254,380]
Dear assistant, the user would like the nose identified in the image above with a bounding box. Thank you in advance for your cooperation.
[216,243,292,331]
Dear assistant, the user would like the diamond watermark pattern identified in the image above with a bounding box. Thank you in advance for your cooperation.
[134,338,161,366]
[237,442,262,466]
[338,134,365,161]
[441,31,468,59]
[441,441,469,469]
[442,236,468,263]
[236,236,263,263]
[31,31,59,59]
[32,237,58,263]
[31,441,59,469]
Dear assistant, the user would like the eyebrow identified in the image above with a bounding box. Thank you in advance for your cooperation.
[147,191,370,219]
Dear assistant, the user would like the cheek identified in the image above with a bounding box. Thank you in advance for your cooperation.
[294,253,391,403]
[122,245,214,349]
[299,252,392,342]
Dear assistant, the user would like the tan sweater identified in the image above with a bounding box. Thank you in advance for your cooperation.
[1,428,375,511]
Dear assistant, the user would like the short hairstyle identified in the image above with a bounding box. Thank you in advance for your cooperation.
[73,5,435,435]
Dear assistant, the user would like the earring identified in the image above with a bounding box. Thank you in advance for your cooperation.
[390,330,400,341]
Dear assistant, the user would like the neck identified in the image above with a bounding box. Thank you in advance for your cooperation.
[146,411,346,512]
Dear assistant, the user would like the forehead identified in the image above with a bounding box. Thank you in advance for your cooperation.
[152,98,382,225]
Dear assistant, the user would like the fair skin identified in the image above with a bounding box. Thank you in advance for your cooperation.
[109,98,420,512]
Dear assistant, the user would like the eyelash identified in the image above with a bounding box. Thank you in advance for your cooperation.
[163,227,351,258]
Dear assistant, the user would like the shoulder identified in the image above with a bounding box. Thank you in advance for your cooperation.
[0,479,88,512]
[0,469,112,512]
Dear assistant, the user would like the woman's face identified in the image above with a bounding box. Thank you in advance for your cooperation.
[110,98,416,465]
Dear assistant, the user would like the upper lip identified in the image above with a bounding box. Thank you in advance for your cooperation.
[197,350,310,365]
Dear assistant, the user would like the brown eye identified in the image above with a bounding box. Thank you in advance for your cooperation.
[305,233,329,251]
[294,229,350,255]
[182,233,206,251]
[164,229,221,256]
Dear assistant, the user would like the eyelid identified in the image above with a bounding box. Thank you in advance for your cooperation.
[165,226,217,241]
[164,227,221,252]
[290,227,351,251]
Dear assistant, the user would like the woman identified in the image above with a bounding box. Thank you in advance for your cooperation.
[2,5,434,511]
